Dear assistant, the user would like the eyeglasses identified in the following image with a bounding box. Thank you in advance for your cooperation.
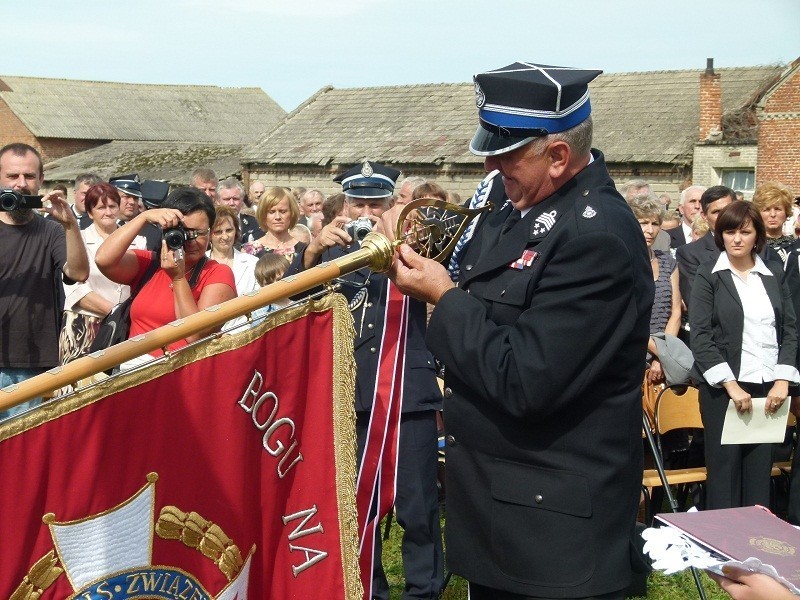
[184,227,210,241]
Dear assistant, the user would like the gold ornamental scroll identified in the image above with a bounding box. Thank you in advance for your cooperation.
[0,232,394,411]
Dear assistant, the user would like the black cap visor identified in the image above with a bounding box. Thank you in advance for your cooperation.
[469,119,547,157]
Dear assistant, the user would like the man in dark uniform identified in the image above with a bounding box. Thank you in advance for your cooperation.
[286,162,444,599]
[389,62,654,599]
[111,174,162,252]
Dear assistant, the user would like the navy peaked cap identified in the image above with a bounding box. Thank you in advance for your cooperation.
[109,173,142,198]
[470,62,602,156]
[140,180,170,209]
[334,161,400,199]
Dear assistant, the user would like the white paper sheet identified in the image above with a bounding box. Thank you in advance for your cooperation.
[721,397,790,444]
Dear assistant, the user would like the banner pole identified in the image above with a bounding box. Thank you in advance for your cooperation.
[0,232,395,411]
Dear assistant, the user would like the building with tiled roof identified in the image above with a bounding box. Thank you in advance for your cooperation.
[0,75,286,172]
[242,62,787,201]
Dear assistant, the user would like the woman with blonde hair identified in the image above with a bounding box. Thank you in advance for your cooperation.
[752,181,797,262]
[242,187,304,261]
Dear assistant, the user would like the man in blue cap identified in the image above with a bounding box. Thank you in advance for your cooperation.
[288,161,444,599]
[389,62,654,599]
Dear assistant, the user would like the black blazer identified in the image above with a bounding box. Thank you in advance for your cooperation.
[668,224,689,249]
[676,231,719,309]
[689,258,797,382]
[426,152,654,597]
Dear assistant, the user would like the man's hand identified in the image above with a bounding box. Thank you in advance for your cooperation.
[304,216,352,269]
[390,244,455,305]
[43,189,76,227]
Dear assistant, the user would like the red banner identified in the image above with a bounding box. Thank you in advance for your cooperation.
[0,295,361,600]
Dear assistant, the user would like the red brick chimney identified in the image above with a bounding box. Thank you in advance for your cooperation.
[699,58,722,141]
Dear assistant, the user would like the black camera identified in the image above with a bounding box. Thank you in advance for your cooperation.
[349,217,373,243]
[0,189,43,211]
[163,226,187,250]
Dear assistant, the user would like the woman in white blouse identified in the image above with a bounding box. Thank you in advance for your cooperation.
[689,200,799,509]
[207,205,259,331]
[60,183,146,363]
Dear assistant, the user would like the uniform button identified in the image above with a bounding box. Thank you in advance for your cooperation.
[366,302,373,307]
[464,264,473,271]
[443,387,453,398]
[500,290,506,296]
[370,347,377,353]
[534,494,543,504]
[446,435,456,447]
[582,190,589,196]
[367,323,374,329]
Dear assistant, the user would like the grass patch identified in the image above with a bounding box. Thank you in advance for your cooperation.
[380,515,729,599]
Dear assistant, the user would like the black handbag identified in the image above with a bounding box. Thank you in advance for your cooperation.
[89,254,210,354]
[89,252,160,353]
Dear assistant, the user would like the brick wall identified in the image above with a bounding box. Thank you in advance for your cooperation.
[757,65,800,191]
[0,98,107,164]
[0,98,39,151]
[38,138,106,164]
[699,67,722,141]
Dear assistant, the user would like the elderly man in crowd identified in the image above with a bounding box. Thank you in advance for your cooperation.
[395,176,426,206]
[297,188,325,234]
[668,185,706,249]
[248,180,266,207]
[217,177,263,244]
[388,62,653,599]
[0,143,89,420]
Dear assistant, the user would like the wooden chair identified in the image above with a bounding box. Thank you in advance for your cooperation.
[642,384,707,524]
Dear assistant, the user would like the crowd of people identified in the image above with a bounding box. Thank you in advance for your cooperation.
[1,58,799,600]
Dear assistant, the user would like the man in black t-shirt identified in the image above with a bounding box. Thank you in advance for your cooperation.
[0,143,89,420]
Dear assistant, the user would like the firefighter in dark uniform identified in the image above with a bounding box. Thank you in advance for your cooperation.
[286,162,444,599]
[388,63,654,600]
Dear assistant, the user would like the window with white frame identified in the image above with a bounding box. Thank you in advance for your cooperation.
[720,169,755,193]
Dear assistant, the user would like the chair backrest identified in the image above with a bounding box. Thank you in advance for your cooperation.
[654,385,703,435]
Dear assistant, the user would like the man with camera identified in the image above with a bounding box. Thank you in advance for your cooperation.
[0,143,90,420]
[289,161,444,600]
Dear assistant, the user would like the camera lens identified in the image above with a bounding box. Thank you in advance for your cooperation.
[0,191,19,212]
[163,227,186,250]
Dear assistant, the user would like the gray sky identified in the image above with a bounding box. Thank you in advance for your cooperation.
[8,0,799,111]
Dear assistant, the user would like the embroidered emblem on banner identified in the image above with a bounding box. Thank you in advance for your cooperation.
[531,210,558,237]
[13,473,254,600]
[361,162,374,178]
[509,249,538,270]
[582,205,597,219]
[474,82,485,108]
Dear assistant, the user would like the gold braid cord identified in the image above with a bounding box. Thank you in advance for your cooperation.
[155,506,244,581]
[10,550,63,600]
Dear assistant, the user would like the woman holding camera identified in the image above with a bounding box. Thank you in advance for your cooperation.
[689,200,799,509]
[241,187,304,262]
[95,188,236,358]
